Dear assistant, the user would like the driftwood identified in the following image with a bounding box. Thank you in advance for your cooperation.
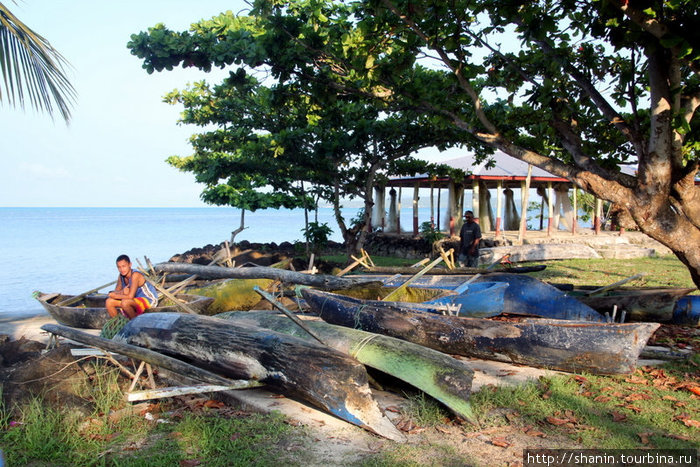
[40,323,252,387]
[155,262,382,290]
[116,313,405,441]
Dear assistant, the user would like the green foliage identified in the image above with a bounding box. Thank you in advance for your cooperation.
[401,392,449,428]
[301,221,333,253]
[419,221,444,244]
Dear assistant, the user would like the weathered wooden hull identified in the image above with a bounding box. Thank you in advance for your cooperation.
[302,289,660,375]
[35,292,215,329]
[363,265,546,275]
[114,313,404,441]
[471,273,606,322]
[186,278,276,313]
[217,310,474,420]
[551,284,696,323]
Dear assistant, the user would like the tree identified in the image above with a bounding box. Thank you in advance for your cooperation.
[184,0,699,286]
[0,2,75,122]
[129,15,465,257]
[348,0,700,285]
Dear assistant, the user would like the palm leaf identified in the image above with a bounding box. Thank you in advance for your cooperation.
[0,2,76,122]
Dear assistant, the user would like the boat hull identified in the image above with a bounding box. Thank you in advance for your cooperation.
[217,310,475,420]
[551,284,696,323]
[302,288,659,375]
[115,312,404,441]
[35,292,215,329]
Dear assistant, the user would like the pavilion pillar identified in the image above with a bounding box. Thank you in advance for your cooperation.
[447,180,464,237]
[594,197,602,234]
[547,182,554,236]
[472,179,480,220]
[437,186,442,233]
[387,188,398,233]
[430,183,435,229]
[397,187,402,234]
[412,182,420,236]
[371,186,386,231]
[518,165,532,244]
[495,180,503,237]
[572,187,578,235]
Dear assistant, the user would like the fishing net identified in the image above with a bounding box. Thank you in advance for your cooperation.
[100,315,129,339]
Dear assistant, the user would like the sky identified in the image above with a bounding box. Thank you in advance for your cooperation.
[0,0,462,208]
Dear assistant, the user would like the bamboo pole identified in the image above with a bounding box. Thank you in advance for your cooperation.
[517,165,532,244]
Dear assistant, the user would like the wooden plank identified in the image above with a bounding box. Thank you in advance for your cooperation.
[126,382,261,402]
[56,281,117,307]
[585,273,646,296]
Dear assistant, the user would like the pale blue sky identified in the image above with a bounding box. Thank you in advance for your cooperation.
[0,0,459,207]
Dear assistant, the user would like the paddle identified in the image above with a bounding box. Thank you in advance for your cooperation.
[381,254,446,301]
[56,280,117,307]
[584,273,646,296]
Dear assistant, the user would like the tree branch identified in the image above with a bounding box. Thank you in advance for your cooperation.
[529,34,647,157]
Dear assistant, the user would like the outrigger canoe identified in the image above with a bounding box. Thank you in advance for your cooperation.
[302,288,660,375]
[35,292,214,329]
[217,310,475,420]
[114,312,404,441]
[550,284,696,323]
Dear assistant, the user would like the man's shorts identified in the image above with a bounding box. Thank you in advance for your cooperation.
[133,297,153,315]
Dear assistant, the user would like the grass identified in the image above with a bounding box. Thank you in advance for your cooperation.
[469,354,700,450]
[528,256,697,289]
[0,361,303,466]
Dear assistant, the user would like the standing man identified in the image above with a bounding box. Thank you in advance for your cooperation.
[458,211,482,268]
[106,254,158,319]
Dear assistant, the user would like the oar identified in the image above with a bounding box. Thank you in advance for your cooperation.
[584,273,646,296]
[56,280,117,307]
[381,254,445,301]
[253,286,326,346]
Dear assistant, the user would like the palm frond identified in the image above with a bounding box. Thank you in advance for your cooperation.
[0,2,76,122]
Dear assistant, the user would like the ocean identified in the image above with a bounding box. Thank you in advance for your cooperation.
[1,204,583,318]
[0,206,432,318]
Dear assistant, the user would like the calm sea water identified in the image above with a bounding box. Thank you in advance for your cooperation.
[1,204,583,318]
[0,206,431,318]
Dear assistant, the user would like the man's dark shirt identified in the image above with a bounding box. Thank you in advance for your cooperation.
[459,221,482,256]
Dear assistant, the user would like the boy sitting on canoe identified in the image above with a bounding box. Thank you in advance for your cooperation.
[106,254,158,319]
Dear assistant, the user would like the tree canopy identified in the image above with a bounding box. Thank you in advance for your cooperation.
[129,0,700,284]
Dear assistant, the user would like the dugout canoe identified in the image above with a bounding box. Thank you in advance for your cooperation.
[217,310,475,420]
[35,292,214,329]
[302,288,660,375]
[362,265,546,275]
[550,284,696,323]
[114,312,404,441]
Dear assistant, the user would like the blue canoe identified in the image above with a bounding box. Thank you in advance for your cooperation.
[471,273,606,322]
[672,295,700,326]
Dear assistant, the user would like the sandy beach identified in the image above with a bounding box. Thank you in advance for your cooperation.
[0,312,57,343]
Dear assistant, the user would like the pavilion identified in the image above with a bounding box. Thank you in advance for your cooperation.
[370,151,606,239]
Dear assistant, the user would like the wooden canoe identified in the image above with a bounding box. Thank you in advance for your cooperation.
[362,265,546,275]
[301,288,660,375]
[217,310,475,420]
[114,312,404,441]
[550,284,696,323]
[35,292,215,329]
